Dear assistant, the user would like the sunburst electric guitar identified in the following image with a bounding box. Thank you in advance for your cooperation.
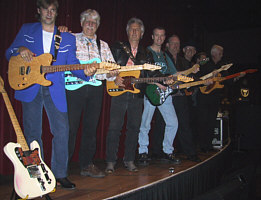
[106,63,162,96]
[8,53,119,90]
[0,76,56,199]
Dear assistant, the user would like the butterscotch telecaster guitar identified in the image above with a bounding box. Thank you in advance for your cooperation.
[8,53,120,90]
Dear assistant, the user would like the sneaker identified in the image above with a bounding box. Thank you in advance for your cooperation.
[162,153,181,164]
[124,161,138,172]
[80,164,105,178]
[105,162,116,174]
[138,153,149,166]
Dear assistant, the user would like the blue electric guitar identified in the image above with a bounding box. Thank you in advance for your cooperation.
[64,58,103,90]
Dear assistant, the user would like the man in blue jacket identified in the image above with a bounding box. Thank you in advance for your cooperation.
[5,0,96,189]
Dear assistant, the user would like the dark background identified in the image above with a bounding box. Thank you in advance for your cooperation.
[0,0,261,175]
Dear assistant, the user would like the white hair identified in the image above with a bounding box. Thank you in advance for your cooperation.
[80,9,100,27]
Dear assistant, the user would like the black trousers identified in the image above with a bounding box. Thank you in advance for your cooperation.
[152,95,197,156]
[66,85,103,169]
[106,93,143,162]
[195,103,219,150]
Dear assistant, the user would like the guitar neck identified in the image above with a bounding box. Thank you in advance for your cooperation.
[182,64,199,76]
[131,76,173,83]
[1,92,29,151]
[175,80,207,89]
[96,65,149,74]
[42,63,100,73]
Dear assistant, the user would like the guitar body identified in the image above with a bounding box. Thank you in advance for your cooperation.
[146,84,174,106]
[65,58,102,90]
[106,70,140,96]
[8,54,53,90]
[200,82,224,94]
[4,141,56,199]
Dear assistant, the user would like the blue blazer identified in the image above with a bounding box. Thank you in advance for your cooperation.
[6,22,90,112]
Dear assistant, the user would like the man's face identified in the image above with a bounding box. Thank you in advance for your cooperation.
[152,29,166,47]
[167,36,180,55]
[81,17,98,38]
[211,49,223,62]
[197,54,207,64]
[38,4,57,25]
[183,46,196,60]
[128,23,143,43]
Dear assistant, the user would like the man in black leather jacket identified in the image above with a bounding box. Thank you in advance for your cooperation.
[105,17,158,173]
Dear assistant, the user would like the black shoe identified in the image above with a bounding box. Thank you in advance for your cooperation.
[162,153,181,164]
[138,153,149,166]
[187,155,201,162]
[56,177,76,189]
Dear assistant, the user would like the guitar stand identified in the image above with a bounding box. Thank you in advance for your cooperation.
[10,188,53,200]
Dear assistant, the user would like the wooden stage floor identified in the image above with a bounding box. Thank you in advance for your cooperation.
[0,148,224,200]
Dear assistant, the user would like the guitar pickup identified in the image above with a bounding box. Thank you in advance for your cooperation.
[19,66,25,75]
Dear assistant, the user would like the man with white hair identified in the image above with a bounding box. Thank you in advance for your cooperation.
[194,44,227,153]
[105,18,155,173]
[65,9,118,178]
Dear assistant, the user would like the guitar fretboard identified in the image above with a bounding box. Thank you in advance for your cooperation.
[1,91,29,151]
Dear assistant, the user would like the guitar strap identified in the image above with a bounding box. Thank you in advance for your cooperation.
[53,29,61,62]
[96,38,102,60]
[120,42,137,64]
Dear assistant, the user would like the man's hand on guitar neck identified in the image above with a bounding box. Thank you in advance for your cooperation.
[114,75,125,87]
[18,47,35,62]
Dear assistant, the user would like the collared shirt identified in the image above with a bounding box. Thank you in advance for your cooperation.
[74,32,115,80]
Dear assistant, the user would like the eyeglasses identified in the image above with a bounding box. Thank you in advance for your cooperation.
[85,21,97,26]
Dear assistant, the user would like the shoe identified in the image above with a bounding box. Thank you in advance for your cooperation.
[124,161,138,172]
[138,153,149,166]
[56,177,76,189]
[105,162,116,174]
[187,155,201,162]
[162,153,181,164]
[80,164,105,178]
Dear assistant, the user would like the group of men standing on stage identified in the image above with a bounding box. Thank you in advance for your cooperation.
[5,0,227,190]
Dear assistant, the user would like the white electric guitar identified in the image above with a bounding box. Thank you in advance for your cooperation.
[0,76,56,199]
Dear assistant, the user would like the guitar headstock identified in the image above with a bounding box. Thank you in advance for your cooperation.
[220,63,233,71]
[176,75,194,82]
[99,62,120,70]
[142,63,161,71]
[0,76,5,93]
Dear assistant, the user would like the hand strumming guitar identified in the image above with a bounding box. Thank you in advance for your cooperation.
[18,47,35,62]
[114,75,125,87]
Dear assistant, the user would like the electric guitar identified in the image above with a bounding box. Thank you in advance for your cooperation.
[8,53,120,90]
[146,69,258,105]
[65,58,103,90]
[144,61,207,106]
[106,73,193,96]
[199,69,257,94]
[200,63,233,80]
[0,76,56,199]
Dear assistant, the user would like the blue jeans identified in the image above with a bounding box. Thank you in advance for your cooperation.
[22,86,69,178]
[138,95,178,154]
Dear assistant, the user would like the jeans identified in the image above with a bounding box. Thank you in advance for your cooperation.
[106,93,143,162]
[66,85,103,169]
[138,95,178,154]
[22,86,69,178]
